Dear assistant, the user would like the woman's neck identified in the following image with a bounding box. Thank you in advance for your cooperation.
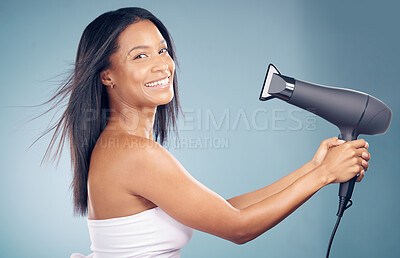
[104,105,156,141]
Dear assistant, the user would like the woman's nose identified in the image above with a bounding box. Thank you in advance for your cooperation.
[151,56,169,73]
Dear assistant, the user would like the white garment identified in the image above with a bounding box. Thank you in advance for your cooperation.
[82,207,194,258]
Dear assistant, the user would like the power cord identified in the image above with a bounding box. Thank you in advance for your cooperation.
[326,197,353,258]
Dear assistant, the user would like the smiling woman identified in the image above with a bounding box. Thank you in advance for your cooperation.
[38,6,371,258]
[38,7,186,257]
[101,20,175,110]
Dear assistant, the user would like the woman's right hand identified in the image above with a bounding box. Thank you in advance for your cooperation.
[320,139,371,184]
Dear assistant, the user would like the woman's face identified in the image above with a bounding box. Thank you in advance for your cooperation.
[102,19,175,109]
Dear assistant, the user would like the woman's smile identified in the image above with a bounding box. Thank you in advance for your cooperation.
[144,76,171,89]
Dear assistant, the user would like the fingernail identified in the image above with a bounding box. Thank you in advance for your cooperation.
[338,140,346,143]
[362,152,368,158]
[366,142,369,148]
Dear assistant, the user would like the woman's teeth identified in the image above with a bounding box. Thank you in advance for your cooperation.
[145,77,169,87]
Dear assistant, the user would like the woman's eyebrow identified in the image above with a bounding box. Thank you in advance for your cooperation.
[127,39,166,56]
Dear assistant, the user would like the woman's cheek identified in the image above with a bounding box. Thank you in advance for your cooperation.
[130,69,147,86]
[169,58,175,73]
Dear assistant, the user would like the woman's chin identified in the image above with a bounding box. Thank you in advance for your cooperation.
[157,97,174,106]
[156,91,174,106]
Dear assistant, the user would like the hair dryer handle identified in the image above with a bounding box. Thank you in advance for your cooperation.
[339,176,357,200]
[337,177,357,217]
[336,133,359,217]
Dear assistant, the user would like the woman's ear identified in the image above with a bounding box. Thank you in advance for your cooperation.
[100,70,113,86]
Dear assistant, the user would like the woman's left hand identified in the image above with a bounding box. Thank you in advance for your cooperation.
[311,137,347,167]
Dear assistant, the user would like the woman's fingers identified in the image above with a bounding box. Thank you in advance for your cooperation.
[356,144,370,182]
[362,159,369,171]
[347,139,367,149]
[362,151,371,161]
[356,170,365,182]
[356,156,369,171]
[311,137,346,166]
[327,137,346,148]
[355,149,370,171]
[356,148,370,160]
[319,138,371,184]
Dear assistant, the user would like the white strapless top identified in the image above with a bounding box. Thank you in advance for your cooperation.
[86,207,194,258]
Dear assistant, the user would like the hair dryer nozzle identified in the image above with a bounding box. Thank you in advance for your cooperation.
[259,64,280,101]
[259,64,296,102]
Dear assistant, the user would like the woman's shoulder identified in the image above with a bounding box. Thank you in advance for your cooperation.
[91,131,164,169]
[89,131,175,194]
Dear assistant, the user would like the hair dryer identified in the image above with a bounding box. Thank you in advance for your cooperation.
[259,64,392,257]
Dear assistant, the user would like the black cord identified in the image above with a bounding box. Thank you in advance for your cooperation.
[326,199,353,258]
[326,216,341,258]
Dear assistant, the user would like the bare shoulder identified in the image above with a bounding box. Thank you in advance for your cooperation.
[116,134,168,164]
[90,132,174,177]
[92,132,161,158]
[117,134,180,175]
[102,133,185,197]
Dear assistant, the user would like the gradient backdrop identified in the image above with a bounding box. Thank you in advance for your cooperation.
[0,0,399,257]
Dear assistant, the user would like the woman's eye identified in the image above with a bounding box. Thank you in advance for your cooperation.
[159,48,168,54]
[134,53,147,60]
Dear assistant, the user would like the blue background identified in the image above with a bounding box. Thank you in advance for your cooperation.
[0,0,399,257]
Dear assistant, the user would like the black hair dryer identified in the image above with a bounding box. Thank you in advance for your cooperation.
[259,64,392,257]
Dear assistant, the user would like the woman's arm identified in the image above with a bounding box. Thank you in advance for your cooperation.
[226,161,317,210]
[115,136,369,245]
[236,165,326,244]
[227,137,347,210]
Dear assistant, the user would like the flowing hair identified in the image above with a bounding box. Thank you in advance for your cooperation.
[35,7,182,216]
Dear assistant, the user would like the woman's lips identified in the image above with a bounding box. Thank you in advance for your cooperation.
[147,82,170,89]
[145,76,170,87]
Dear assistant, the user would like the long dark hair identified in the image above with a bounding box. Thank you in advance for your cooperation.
[37,7,182,216]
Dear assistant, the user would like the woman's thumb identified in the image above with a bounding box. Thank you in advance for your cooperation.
[327,137,346,148]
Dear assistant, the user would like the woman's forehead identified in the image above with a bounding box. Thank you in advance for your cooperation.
[117,20,165,52]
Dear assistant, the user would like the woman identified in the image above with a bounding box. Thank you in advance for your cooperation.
[42,7,370,258]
